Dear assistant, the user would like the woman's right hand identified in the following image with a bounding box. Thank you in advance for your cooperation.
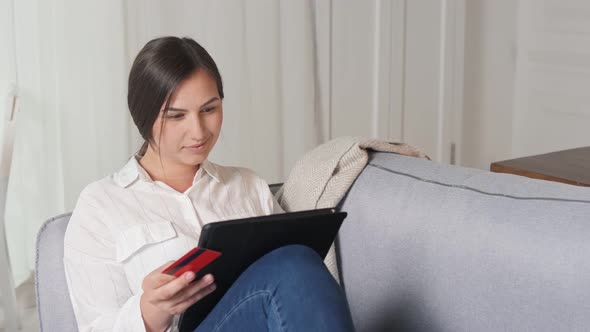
[140,261,217,332]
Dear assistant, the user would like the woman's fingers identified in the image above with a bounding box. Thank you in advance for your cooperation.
[153,271,198,302]
[169,282,217,314]
[142,261,176,291]
[142,260,217,316]
[157,261,176,272]
[169,274,215,305]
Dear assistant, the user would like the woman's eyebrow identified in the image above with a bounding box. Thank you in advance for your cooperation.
[199,97,220,109]
[166,107,188,112]
[166,97,220,112]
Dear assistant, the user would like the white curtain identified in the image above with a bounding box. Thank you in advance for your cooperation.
[6,0,136,286]
[3,0,324,286]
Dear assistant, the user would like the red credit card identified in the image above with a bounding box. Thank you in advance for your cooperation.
[162,247,222,277]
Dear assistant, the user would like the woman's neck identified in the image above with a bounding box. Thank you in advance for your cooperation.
[139,146,199,193]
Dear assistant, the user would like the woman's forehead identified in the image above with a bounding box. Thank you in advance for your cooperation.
[164,71,220,110]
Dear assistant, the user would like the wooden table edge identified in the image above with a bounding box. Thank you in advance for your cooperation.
[490,162,590,187]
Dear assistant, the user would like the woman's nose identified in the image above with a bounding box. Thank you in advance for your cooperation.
[186,113,205,139]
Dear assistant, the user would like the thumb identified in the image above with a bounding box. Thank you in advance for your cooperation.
[157,260,176,272]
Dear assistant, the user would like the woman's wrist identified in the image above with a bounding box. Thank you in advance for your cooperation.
[140,294,173,332]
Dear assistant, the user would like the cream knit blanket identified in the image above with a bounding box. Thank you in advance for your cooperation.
[275,136,429,281]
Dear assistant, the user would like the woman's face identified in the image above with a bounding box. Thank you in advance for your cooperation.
[151,70,223,167]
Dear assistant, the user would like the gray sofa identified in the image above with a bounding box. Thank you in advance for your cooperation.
[36,152,590,331]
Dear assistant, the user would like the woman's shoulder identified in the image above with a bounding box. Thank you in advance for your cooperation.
[78,155,141,202]
[76,175,125,206]
[65,177,121,257]
[206,160,267,187]
[68,174,128,235]
[207,161,280,215]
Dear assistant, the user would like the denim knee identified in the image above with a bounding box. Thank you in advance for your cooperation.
[267,244,322,265]
[259,245,328,279]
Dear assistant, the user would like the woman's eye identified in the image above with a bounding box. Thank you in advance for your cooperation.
[202,107,215,113]
[166,113,184,119]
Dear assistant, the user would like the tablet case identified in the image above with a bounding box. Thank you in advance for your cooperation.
[178,208,346,331]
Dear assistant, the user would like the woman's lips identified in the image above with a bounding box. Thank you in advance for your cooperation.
[185,140,207,152]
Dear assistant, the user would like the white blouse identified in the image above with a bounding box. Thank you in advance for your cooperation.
[63,156,283,332]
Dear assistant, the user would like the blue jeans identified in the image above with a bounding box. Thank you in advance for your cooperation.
[194,245,355,332]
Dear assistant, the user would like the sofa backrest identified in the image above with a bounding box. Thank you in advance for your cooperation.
[338,152,590,332]
[35,213,78,332]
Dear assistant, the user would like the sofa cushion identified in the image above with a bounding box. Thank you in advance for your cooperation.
[338,152,590,332]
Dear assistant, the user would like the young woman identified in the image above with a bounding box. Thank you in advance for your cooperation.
[63,36,354,332]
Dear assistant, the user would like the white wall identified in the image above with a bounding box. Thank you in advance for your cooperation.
[512,0,590,156]
[331,0,464,163]
[462,0,590,170]
[462,0,518,170]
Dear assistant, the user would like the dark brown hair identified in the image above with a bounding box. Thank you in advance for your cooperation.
[127,36,224,156]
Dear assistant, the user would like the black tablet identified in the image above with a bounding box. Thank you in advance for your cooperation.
[178,208,347,331]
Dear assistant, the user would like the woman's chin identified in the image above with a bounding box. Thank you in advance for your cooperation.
[180,150,209,165]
